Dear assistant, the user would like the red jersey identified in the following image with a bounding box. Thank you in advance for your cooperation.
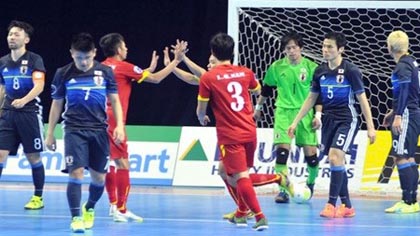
[198,64,260,144]
[102,58,149,122]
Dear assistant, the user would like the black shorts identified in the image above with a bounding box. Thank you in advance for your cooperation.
[391,112,420,158]
[0,110,44,155]
[64,129,109,173]
[320,113,359,155]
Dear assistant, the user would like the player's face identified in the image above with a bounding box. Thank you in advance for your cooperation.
[71,49,96,72]
[322,39,342,61]
[207,55,218,70]
[7,27,29,50]
[118,41,128,60]
[284,40,302,63]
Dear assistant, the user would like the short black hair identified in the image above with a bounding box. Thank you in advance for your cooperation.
[209,33,234,61]
[324,31,347,49]
[71,32,95,52]
[280,30,304,51]
[8,20,34,38]
[99,33,124,57]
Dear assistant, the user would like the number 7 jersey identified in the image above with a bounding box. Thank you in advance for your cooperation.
[198,64,260,144]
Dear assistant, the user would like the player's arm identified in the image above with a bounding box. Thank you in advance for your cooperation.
[108,93,125,143]
[254,84,274,119]
[312,97,323,129]
[357,92,376,144]
[184,55,206,77]
[144,50,158,73]
[196,99,210,126]
[45,98,64,151]
[288,92,319,138]
[163,47,199,85]
[11,71,45,109]
[0,84,4,109]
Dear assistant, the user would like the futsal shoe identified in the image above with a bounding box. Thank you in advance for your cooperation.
[306,183,315,197]
[70,216,85,233]
[386,201,419,214]
[320,203,336,218]
[109,204,117,216]
[24,195,44,210]
[252,217,269,231]
[274,188,290,203]
[228,215,247,227]
[82,203,95,229]
[223,210,254,220]
[335,204,356,218]
[113,210,144,223]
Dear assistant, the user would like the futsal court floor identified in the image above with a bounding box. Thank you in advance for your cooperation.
[0,183,419,236]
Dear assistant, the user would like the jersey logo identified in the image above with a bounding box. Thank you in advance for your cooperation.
[94,70,103,76]
[134,66,143,74]
[22,60,28,65]
[69,78,77,84]
[320,75,326,80]
[20,65,28,75]
[2,68,8,73]
[299,68,307,81]
[93,76,104,86]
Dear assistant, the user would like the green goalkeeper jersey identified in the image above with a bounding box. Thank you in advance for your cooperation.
[263,57,318,109]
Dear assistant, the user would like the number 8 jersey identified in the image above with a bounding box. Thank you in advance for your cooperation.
[198,64,260,144]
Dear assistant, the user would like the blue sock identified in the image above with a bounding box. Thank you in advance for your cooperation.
[339,170,351,208]
[67,178,82,217]
[31,162,45,197]
[85,182,105,210]
[397,163,414,204]
[328,166,345,206]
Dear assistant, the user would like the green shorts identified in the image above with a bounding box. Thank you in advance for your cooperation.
[273,107,318,146]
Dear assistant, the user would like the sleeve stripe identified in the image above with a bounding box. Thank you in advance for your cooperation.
[137,70,151,84]
[197,95,210,101]
[249,83,261,92]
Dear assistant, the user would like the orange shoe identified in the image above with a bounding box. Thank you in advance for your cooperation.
[335,204,356,218]
[320,203,336,218]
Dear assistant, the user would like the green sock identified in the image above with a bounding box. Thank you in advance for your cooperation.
[306,165,319,185]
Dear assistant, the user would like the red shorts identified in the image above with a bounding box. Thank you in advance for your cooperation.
[107,113,128,160]
[219,139,256,175]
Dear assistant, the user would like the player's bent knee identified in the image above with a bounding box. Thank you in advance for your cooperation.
[305,154,319,167]
[275,147,289,165]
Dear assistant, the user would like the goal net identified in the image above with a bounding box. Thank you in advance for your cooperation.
[228,0,420,197]
[228,0,420,129]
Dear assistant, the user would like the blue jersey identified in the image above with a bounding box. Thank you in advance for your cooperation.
[391,55,420,115]
[311,59,365,118]
[51,61,117,130]
[0,51,45,113]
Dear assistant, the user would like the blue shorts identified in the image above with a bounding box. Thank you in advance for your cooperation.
[64,129,109,173]
[320,112,359,155]
[391,111,420,158]
[0,110,44,155]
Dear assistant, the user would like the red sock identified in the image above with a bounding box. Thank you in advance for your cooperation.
[223,179,249,216]
[250,174,280,187]
[236,177,265,221]
[105,165,117,204]
[116,169,130,213]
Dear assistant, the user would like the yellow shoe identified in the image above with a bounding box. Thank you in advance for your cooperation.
[82,203,95,229]
[222,210,254,220]
[24,195,44,210]
[397,202,418,214]
[385,201,404,213]
[70,216,85,233]
[413,202,420,212]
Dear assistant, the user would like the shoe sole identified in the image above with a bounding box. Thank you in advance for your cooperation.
[253,225,269,231]
[24,206,44,210]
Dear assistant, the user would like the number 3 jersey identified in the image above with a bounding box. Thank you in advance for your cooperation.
[0,51,46,113]
[51,61,118,130]
[198,64,260,144]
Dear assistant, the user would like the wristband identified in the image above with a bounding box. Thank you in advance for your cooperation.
[255,104,263,111]
[315,111,322,120]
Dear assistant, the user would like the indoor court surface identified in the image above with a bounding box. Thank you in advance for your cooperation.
[0,184,419,236]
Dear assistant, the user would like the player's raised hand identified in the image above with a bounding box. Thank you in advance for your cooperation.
[45,135,57,151]
[287,123,297,138]
[148,50,159,73]
[163,47,171,66]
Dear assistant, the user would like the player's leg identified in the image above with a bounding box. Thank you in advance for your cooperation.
[0,110,16,178]
[296,111,319,195]
[17,112,45,210]
[65,130,89,233]
[105,115,117,214]
[83,130,110,229]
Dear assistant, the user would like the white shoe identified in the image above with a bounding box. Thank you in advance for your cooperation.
[109,204,117,217]
[113,210,144,223]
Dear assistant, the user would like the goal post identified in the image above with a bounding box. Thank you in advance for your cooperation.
[228,0,420,129]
